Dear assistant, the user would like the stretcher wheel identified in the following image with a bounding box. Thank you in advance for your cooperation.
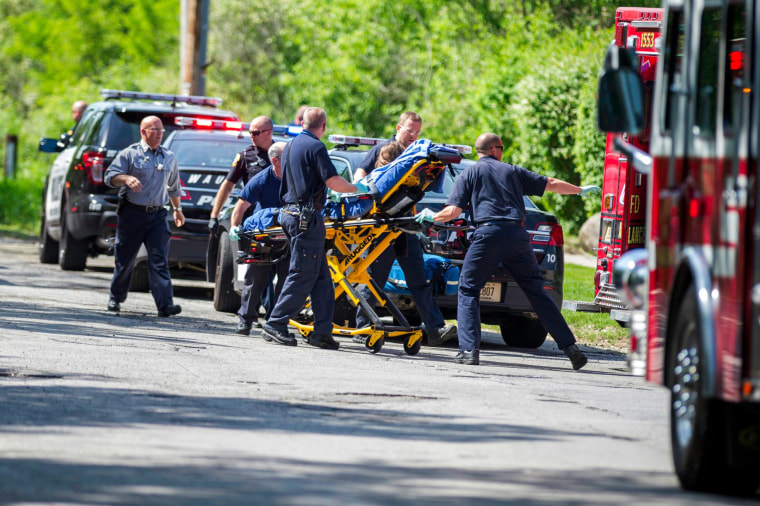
[365,337,384,354]
[403,337,421,356]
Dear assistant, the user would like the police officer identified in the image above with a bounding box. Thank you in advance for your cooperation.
[352,111,457,346]
[208,116,275,234]
[228,142,290,335]
[105,116,185,317]
[418,132,600,368]
[57,100,88,149]
[262,107,367,348]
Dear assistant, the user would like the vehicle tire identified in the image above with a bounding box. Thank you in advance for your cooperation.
[129,261,150,292]
[213,231,241,313]
[499,316,547,348]
[670,286,760,495]
[58,207,88,271]
[39,214,59,264]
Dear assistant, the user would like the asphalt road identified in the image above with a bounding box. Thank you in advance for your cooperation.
[0,237,754,505]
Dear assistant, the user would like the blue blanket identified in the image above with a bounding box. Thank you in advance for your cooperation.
[385,254,460,296]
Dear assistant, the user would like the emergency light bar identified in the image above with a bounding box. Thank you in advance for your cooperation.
[273,125,303,137]
[328,134,386,147]
[174,116,244,130]
[100,89,223,107]
[441,143,472,155]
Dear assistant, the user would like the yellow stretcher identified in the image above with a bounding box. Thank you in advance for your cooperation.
[238,139,463,354]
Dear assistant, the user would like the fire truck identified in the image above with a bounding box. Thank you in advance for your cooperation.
[563,7,662,324]
[599,0,760,495]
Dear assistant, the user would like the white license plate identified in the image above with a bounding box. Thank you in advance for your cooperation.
[480,282,501,302]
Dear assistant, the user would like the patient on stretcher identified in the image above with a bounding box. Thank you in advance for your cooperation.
[242,138,460,231]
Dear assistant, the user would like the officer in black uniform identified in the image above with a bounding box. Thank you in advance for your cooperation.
[420,132,600,369]
[208,116,274,234]
[352,111,457,346]
[262,107,367,349]
[104,116,185,317]
[57,100,87,149]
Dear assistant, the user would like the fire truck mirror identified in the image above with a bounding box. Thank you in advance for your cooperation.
[597,45,644,134]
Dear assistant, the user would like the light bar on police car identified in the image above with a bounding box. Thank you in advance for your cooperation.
[441,143,472,154]
[100,89,223,107]
[328,134,386,146]
[174,116,245,130]
[273,125,303,137]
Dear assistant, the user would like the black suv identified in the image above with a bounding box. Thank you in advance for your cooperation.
[38,89,239,270]
[327,137,565,349]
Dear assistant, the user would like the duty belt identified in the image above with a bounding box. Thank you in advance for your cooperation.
[282,205,300,216]
[126,201,164,213]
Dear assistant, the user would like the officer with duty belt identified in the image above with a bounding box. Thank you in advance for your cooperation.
[104,116,185,317]
[418,132,600,369]
[262,107,368,349]
[208,116,275,235]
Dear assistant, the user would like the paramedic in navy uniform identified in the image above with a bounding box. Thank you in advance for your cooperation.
[262,107,367,348]
[418,132,600,369]
[352,111,457,346]
[228,141,290,335]
[105,116,184,317]
[208,116,274,235]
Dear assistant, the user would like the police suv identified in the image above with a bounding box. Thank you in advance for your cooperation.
[38,89,239,271]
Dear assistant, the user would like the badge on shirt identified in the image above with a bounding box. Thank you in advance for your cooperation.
[232,153,241,168]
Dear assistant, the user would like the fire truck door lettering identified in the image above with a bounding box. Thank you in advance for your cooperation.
[630,194,640,214]
[639,32,656,49]
[628,226,645,246]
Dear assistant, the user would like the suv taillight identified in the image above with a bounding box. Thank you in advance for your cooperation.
[82,152,105,185]
[532,222,564,246]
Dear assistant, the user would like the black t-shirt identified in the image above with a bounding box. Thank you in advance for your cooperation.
[447,156,547,223]
[279,131,338,208]
[226,145,270,186]
[357,136,395,174]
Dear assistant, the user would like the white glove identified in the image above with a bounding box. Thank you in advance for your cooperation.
[229,225,241,241]
[579,185,601,196]
[414,208,436,224]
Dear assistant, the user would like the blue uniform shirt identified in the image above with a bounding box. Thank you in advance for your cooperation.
[357,136,395,173]
[238,165,282,213]
[447,156,547,223]
[105,140,181,207]
[279,130,337,207]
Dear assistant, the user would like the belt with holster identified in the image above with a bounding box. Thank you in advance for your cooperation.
[125,201,165,213]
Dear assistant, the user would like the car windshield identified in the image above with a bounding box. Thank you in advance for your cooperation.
[172,139,248,167]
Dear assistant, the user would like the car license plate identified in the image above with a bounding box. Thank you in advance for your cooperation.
[480,282,501,302]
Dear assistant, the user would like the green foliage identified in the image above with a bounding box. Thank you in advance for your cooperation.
[0,175,43,232]
[0,0,651,235]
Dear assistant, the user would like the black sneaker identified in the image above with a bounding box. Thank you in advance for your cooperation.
[427,324,457,346]
[107,300,120,312]
[262,324,297,346]
[454,350,479,365]
[307,333,340,350]
[563,345,588,370]
[157,304,182,317]
[236,322,252,336]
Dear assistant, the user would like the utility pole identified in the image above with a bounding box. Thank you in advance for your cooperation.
[180,0,210,96]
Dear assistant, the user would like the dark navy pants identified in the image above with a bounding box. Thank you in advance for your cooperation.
[266,212,334,336]
[457,222,575,352]
[237,256,290,324]
[110,206,173,310]
[356,232,444,332]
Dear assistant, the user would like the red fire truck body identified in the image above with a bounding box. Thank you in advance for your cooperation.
[595,8,661,310]
[599,0,760,495]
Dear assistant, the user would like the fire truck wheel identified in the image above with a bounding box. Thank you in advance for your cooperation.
[213,231,241,313]
[498,317,547,349]
[670,286,760,495]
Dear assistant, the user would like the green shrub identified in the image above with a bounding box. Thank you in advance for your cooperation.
[0,175,42,235]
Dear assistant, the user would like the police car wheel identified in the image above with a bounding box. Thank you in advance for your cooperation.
[498,317,547,349]
[39,214,59,264]
[58,206,88,271]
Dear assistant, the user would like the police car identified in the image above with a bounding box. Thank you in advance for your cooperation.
[38,89,239,271]
[327,135,566,349]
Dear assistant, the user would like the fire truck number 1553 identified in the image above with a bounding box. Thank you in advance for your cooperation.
[639,32,656,49]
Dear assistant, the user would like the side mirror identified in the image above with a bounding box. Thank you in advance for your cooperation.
[597,44,645,134]
[39,138,62,153]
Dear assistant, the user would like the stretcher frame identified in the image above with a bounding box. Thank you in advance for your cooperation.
[239,148,459,355]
